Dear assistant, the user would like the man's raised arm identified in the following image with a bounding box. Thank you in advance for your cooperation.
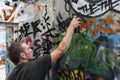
[51,16,81,63]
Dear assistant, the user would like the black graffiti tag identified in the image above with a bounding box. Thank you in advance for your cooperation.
[31,19,42,38]
[65,0,120,17]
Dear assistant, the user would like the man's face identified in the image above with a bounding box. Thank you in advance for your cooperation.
[22,43,34,61]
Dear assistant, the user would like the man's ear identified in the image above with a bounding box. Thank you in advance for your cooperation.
[20,52,26,59]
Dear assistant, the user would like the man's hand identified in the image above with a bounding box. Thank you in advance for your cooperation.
[69,16,81,29]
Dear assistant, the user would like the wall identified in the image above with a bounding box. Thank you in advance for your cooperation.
[0,0,120,80]
[54,0,120,80]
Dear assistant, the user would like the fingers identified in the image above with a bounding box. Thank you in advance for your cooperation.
[74,16,81,26]
[73,16,81,20]
[73,16,81,22]
[73,15,78,18]
[69,16,82,29]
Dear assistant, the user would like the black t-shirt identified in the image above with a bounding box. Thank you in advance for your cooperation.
[6,54,52,80]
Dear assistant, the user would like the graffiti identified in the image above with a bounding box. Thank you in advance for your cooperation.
[37,5,42,11]
[41,35,54,54]
[86,0,101,3]
[111,20,120,35]
[0,1,22,22]
[0,0,34,22]
[26,36,33,49]
[18,0,37,3]
[15,18,53,55]
[64,0,120,17]
[15,18,54,39]
[57,64,85,80]
[33,35,55,56]
[14,20,41,40]
[56,13,72,32]
[33,39,42,56]
[33,5,56,56]
[57,14,116,36]
[56,12,120,79]
[5,0,35,3]
[0,1,14,21]
[14,5,57,56]
[41,5,56,37]
[6,58,14,76]
[56,33,118,79]
[80,15,113,36]
[31,19,42,38]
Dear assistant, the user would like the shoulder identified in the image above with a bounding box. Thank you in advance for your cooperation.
[37,54,51,61]
[30,54,52,65]
[29,54,52,71]
[6,64,24,80]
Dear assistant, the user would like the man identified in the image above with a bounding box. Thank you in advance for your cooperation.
[6,16,81,80]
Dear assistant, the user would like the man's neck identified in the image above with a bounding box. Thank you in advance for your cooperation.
[17,59,28,66]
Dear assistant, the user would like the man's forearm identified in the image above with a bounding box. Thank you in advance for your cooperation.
[51,16,80,63]
[50,25,75,63]
[57,25,74,54]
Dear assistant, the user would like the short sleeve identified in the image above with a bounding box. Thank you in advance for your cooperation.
[6,55,52,80]
[30,54,52,74]
[38,54,52,72]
